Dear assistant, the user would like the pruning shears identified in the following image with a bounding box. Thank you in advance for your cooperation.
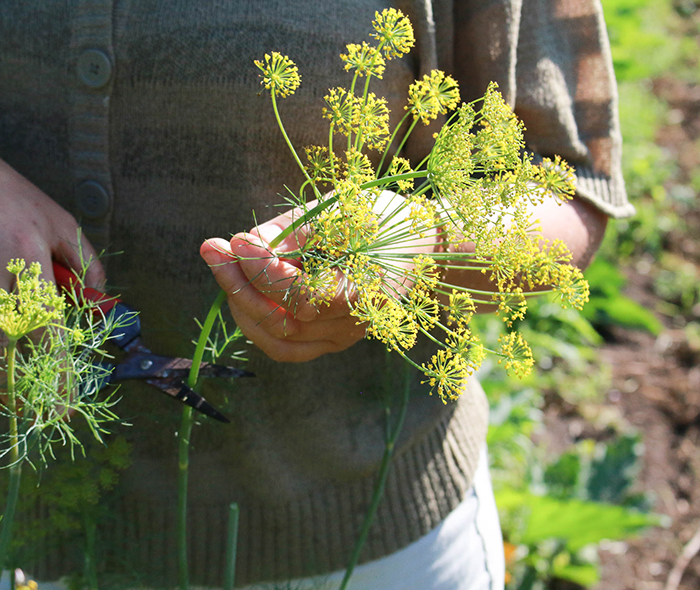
[52,262,251,423]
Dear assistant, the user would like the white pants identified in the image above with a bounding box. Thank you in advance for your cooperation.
[244,446,505,590]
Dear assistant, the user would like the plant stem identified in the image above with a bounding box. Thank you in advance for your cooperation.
[177,290,227,590]
[338,363,411,590]
[84,513,99,590]
[0,342,22,570]
[271,92,319,200]
[267,170,429,250]
[223,503,240,590]
[177,407,194,590]
[376,111,412,177]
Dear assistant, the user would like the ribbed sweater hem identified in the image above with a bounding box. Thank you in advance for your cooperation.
[575,164,635,219]
[22,379,488,588]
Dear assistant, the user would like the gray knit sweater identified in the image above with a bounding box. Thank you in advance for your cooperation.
[0,0,631,586]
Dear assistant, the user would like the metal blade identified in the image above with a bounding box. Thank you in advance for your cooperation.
[112,353,254,381]
[146,378,230,423]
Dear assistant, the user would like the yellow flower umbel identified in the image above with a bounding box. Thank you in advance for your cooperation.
[0,259,64,343]
[254,52,301,98]
[252,9,586,402]
[370,8,416,59]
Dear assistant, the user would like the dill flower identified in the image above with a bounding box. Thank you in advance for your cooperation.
[0,259,65,341]
[405,289,439,331]
[494,288,528,326]
[421,349,471,402]
[552,265,590,310]
[410,254,440,293]
[533,155,576,201]
[497,331,534,378]
[370,8,415,59]
[445,328,486,373]
[406,195,438,237]
[387,156,415,193]
[300,259,340,307]
[304,145,334,182]
[428,103,476,197]
[340,42,386,78]
[344,148,375,184]
[355,93,390,150]
[254,52,301,97]
[407,70,460,124]
[446,291,476,328]
[250,9,591,398]
[323,87,359,136]
[352,292,418,351]
[472,82,524,171]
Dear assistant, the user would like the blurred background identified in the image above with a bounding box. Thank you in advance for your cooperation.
[479,1,700,589]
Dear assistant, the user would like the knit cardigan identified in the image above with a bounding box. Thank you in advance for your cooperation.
[0,0,631,586]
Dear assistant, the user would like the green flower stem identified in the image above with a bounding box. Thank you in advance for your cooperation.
[267,170,428,251]
[177,405,194,590]
[354,74,375,151]
[361,170,426,190]
[329,123,337,182]
[338,364,411,590]
[392,118,419,162]
[177,290,227,590]
[270,92,319,199]
[223,503,240,590]
[0,342,22,570]
[376,111,412,176]
[84,513,99,590]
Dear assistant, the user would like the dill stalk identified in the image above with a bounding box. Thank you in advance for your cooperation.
[177,289,227,590]
[0,342,22,570]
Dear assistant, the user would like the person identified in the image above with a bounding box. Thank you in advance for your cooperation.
[0,0,633,588]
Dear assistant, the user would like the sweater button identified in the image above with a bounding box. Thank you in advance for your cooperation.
[76,180,111,219]
[76,49,113,89]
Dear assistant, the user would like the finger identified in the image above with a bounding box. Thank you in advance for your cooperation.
[283,314,366,344]
[201,238,303,340]
[234,230,361,322]
[230,233,313,316]
[250,211,310,254]
[227,305,352,363]
[54,234,106,290]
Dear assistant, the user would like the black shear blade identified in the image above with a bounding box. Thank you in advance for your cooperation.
[147,378,230,423]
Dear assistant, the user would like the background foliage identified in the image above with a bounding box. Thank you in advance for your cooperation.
[484,0,700,587]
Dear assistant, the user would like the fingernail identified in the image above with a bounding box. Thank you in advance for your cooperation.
[201,249,226,266]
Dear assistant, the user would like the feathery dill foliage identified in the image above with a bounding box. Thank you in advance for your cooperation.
[253,9,588,402]
[0,260,124,466]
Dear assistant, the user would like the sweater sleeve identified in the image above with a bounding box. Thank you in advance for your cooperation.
[450,0,634,218]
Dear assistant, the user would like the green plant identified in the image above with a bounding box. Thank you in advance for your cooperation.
[177,295,246,590]
[0,259,127,572]
[497,434,659,589]
[582,258,663,335]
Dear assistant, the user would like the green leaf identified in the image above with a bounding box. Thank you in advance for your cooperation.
[552,562,600,587]
[496,489,659,552]
[583,294,663,335]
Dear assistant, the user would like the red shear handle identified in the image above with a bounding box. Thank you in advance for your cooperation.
[52,261,119,316]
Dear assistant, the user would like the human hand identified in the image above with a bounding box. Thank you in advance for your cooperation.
[200,208,367,363]
[200,193,437,363]
[0,159,104,292]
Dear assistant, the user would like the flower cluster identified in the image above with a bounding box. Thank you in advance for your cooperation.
[254,52,301,98]
[1,260,125,467]
[253,9,588,402]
